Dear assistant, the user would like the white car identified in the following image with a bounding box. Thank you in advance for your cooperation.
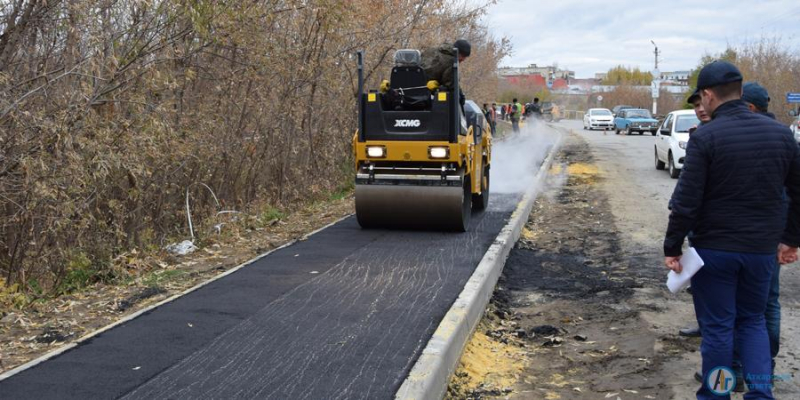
[583,108,614,130]
[655,109,700,179]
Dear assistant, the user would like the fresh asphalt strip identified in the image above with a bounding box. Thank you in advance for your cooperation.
[0,197,524,399]
[397,131,560,399]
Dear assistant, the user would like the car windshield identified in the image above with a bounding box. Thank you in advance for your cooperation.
[675,115,701,133]
[591,110,611,116]
[627,110,652,118]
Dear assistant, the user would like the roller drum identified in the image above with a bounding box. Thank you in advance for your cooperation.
[355,182,471,231]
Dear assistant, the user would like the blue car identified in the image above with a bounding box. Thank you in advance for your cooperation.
[614,108,659,135]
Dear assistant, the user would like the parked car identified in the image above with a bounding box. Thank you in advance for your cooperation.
[614,108,659,135]
[654,109,700,178]
[611,105,634,117]
[583,108,614,130]
[464,100,487,132]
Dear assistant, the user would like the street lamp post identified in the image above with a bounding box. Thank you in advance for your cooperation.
[650,40,660,116]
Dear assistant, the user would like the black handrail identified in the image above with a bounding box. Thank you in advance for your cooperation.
[451,47,459,143]
[357,50,364,142]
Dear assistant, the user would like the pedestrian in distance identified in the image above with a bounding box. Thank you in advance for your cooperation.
[509,98,522,133]
[487,102,497,136]
[663,60,800,400]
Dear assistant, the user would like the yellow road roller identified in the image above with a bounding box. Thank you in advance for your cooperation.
[353,49,491,231]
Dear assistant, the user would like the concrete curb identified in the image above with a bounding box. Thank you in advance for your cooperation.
[395,132,562,400]
[0,214,352,381]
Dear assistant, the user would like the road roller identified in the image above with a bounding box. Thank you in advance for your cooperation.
[352,49,492,231]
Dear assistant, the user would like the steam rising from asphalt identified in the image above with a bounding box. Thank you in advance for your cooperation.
[491,119,562,194]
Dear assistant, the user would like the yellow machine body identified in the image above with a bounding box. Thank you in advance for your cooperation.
[352,48,492,231]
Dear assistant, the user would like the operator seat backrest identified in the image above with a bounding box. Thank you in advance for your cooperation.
[390,66,428,91]
[386,49,431,111]
[388,66,430,111]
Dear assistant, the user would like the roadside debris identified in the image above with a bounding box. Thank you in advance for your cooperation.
[165,240,197,256]
[116,287,167,312]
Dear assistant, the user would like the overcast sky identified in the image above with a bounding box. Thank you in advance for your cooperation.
[483,0,800,78]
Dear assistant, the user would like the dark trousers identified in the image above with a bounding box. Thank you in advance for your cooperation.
[733,261,780,373]
[692,248,775,399]
[511,118,520,133]
[765,266,780,360]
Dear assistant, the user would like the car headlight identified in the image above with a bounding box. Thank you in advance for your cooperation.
[679,141,687,149]
[366,146,386,158]
[428,146,449,159]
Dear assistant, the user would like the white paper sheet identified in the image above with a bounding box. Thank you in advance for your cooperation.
[666,247,705,294]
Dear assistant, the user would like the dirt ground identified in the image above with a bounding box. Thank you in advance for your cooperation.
[448,128,800,399]
[0,197,354,373]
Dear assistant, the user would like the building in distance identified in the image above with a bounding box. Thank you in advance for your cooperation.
[498,64,575,81]
[658,71,691,86]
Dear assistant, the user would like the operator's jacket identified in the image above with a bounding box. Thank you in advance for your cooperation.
[421,44,458,91]
[664,100,800,257]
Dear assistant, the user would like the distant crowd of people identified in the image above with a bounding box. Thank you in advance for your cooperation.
[481,98,547,133]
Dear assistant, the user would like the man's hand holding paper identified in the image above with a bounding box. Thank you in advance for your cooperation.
[666,247,704,294]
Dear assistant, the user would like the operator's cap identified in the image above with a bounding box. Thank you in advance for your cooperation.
[454,39,471,57]
[687,88,700,104]
[696,60,743,89]
[742,81,770,110]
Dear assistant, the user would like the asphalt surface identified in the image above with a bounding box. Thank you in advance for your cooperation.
[0,196,524,399]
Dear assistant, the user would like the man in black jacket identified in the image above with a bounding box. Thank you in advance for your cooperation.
[663,61,800,399]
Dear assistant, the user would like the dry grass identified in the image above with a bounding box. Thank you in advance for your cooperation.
[0,0,510,295]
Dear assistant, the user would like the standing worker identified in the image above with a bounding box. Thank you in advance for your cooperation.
[483,103,496,136]
[678,88,711,340]
[740,81,783,375]
[510,98,522,133]
[490,103,497,136]
[663,60,800,399]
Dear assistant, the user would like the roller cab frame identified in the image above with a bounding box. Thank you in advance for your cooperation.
[353,49,492,231]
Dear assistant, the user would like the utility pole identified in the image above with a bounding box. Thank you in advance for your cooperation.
[650,40,660,116]
[651,40,660,70]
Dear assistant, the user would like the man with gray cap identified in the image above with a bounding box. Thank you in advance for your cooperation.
[663,60,800,399]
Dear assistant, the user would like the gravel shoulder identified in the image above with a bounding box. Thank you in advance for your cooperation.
[448,122,800,399]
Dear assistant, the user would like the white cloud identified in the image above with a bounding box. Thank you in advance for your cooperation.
[484,0,800,77]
